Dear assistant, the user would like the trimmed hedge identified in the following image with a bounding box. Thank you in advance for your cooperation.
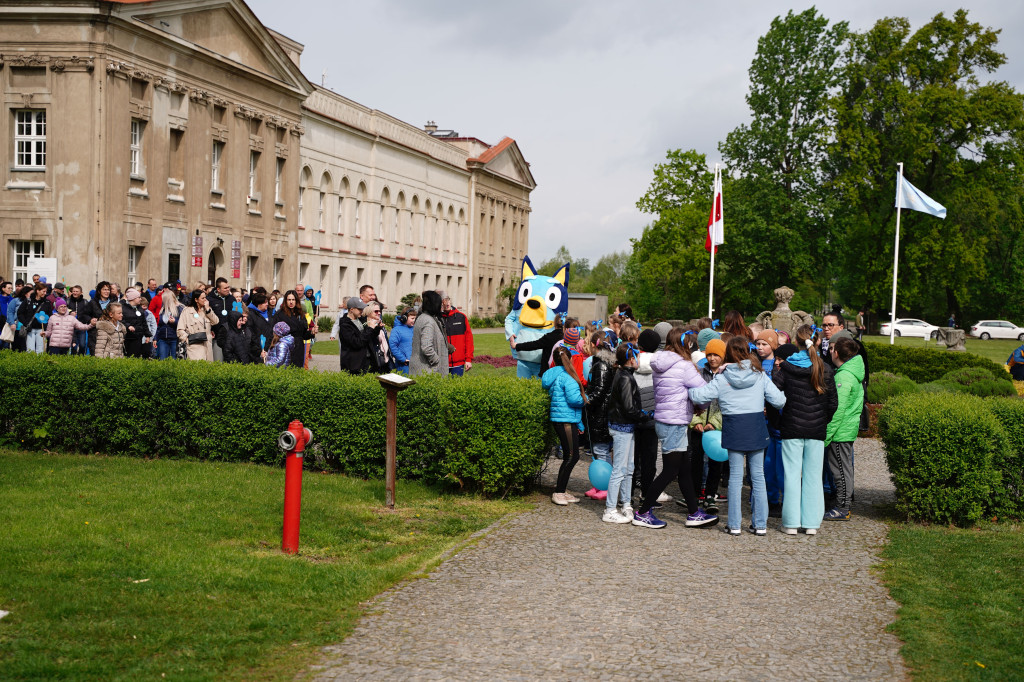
[866,371,919,403]
[0,352,551,496]
[864,341,1010,384]
[879,393,1023,524]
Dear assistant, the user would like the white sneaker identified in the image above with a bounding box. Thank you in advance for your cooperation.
[620,505,634,519]
[551,493,569,506]
[656,492,672,503]
[781,527,798,535]
[804,528,818,535]
[563,491,580,503]
[602,509,632,524]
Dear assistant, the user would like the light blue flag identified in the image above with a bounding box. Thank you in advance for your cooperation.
[895,175,946,219]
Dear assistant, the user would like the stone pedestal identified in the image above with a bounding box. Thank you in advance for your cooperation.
[936,327,966,351]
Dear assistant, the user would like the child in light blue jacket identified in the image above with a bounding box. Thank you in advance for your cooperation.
[541,346,587,506]
[689,336,786,536]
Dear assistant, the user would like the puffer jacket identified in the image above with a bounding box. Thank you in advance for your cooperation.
[121,302,148,342]
[155,304,184,341]
[607,366,651,426]
[689,363,723,431]
[265,335,294,368]
[541,365,585,426]
[584,349,616,442]
[689,360,786,451]
[223,311,259,364]
[650,350,706,425]
[45,311,91,348]
[94,319,125,359]
[772,351,838,441]
[825,354,865,444]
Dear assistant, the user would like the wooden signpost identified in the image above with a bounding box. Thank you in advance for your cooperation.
[376,373,415,508]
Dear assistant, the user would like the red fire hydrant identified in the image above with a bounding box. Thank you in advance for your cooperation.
[279,420,312,554]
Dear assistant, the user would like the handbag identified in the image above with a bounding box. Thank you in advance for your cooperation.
[187,332,208,345]
[16,322,29,339]
[0,323,13,343]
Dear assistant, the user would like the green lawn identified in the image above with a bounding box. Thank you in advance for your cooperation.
[881,523,1024,680]
[0,450,526,681]
[863,334,1019,367]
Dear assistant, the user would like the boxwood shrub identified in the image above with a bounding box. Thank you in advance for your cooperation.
[864,341,1009,383]
[986,398,1024,519]
[865,371,919,404]
[879,392,1009,525]
[0,352,551,496]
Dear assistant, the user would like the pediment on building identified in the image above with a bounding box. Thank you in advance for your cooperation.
[112,0,311,95]
[468,137,536,190]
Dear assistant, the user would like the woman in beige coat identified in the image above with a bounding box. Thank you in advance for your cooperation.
[176,289,220,361]
[94,303,126,359]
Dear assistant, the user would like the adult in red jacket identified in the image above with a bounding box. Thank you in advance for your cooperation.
[441,294,474,376]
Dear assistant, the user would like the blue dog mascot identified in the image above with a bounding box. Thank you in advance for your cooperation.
[504,255,570,378]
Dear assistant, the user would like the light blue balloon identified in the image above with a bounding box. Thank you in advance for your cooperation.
[702,430,729,462]
[588,458,612,491]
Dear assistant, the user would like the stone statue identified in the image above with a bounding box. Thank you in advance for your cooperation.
[756,286,816,341]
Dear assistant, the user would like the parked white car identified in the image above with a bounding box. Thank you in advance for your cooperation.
[969,320,1024,340]
[878,318,939,338]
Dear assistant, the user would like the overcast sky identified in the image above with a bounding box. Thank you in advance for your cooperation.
[246,1,1024,266]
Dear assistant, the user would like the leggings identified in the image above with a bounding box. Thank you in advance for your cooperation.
[640,450,698,515]
[632,427,658,500]
[552,421,580,494]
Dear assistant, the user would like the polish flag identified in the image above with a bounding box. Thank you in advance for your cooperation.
[705,168,724,253]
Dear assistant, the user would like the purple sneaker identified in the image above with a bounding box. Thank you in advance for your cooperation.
[632,510,667,529]
[685,509,720,528]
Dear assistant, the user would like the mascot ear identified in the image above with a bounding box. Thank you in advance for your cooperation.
[552,262,571,287]
[521,255,537,281]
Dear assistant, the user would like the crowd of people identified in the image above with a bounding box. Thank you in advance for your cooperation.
[0,274,476,377]
[532,305,869,536]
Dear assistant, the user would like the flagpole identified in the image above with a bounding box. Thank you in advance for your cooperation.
[889,162,904,346]
[708,165,718,319]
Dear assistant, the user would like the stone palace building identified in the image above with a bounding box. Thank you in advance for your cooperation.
[0,0,534,316]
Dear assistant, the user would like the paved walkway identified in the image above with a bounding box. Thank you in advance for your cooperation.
[306,438,906,680]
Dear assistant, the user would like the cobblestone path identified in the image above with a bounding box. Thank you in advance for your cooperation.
[307,438,906,680]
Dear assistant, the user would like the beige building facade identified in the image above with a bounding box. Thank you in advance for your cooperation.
[1,1,533,316]
[299,90,536,316]
[0,0,311,292]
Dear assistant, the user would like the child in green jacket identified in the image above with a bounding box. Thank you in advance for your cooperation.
[823,337,865,520]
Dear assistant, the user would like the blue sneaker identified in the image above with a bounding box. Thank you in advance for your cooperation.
[824,508,850,521]
[632,510,667,529]
[685,509,719,528]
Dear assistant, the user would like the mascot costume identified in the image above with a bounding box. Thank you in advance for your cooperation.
[504,255,570,378]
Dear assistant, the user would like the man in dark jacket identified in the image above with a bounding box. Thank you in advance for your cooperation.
[207,277,232,362]
[440,293,474,376]
[337,296,377,374]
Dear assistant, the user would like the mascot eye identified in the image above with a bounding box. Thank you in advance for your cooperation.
[545,287,562,310]
[517,281,533,304]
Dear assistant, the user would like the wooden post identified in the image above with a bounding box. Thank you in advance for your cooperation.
[376,373,415,510]
[385,385,398,508]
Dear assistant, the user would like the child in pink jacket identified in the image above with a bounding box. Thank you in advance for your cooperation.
[44,298,94,355]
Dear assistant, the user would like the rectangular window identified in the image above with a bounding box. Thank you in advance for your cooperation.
[127,245,142,285]
[168,130,185,192]
[130,119,144,177]
[273,258,283,290]
[354,200,361,236]
[338,266,348,302]
[211,141,223,192]
[14,110,46,169]
[11,240,44,283]
[246,256,257,290]
[248,151,260,201]
[275,158,284,204]
[317,192,324,230]
[167,253,181,284]
[337,196,344,234]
